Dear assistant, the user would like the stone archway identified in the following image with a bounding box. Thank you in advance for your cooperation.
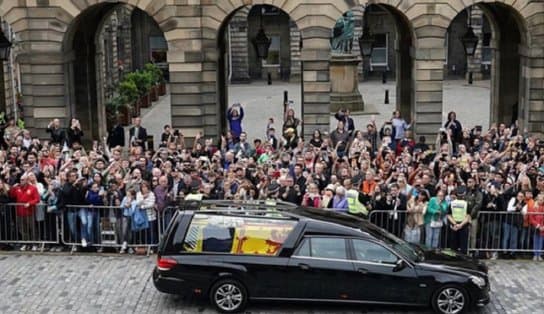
[62,2,168,142]
[202,1,344,139]
[215,4,304,140]
[444,1,530,131]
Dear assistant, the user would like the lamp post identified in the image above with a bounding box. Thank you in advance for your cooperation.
[460,8,478,85]
[252,6,271,60]
[358,8,374,59]
[358,6,374,82]
[0,28,12,61]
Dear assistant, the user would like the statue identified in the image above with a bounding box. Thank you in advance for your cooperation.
[331,11,355,54]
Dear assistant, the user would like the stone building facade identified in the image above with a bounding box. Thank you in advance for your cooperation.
[228,4,492,83]
[0,0,543,142]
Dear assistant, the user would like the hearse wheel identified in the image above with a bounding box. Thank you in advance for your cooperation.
[432,284,468,314]
[210,278,248,313]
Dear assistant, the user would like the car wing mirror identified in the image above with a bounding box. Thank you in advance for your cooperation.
[393,259,406,272]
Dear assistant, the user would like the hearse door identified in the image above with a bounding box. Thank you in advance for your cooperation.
[350,239,421,304]
[287,237,356,300]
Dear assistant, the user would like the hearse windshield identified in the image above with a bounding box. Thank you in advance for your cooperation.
[360,221,423,262]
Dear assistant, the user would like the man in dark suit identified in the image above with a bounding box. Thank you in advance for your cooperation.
[129,116,147,150]
[334,108,355,137]
[107,121,125,148]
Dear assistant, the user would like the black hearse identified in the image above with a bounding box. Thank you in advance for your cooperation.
[153,201,490,314]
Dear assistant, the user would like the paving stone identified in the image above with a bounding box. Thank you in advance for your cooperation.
[0,253,542,313]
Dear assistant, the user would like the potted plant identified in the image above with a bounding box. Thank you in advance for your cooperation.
[125,70,153,108]
[106,95,130,127]
[145,63,167,96]
[118,79,139,119]
[144,63,162,101]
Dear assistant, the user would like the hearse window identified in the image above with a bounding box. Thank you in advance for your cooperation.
[352,239,397,264]
[182,214,296,256]
[296,237,347,260]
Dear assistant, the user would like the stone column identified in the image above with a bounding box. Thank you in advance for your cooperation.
[413,28,445,142]
[289,19,301,81]
[3,5,68,139]
[300,35,331,139]
[527,49,544,133]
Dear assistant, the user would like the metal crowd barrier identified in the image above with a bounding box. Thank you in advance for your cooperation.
[473,211,544,253]
[0,203,60,251]
[61,205,166,255]
[369,210,456,251]
[368,210,544,255]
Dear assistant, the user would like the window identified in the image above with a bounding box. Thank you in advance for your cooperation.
[370,33,388,67]
[263,35,281,66]
[150,36,168,64]
[182,214,296,256]
[296,237,347,260]
[352,239,397,264]
[481,33,492,65]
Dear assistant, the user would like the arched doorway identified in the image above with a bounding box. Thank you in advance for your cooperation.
[444,2,528,131]
[217,4,302,141]
[63,2,168,142]
[331,4,415,128]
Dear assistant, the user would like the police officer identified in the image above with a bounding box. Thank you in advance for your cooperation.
[343,178,368,217]
[447,186,471,253]
[184,181,203,201]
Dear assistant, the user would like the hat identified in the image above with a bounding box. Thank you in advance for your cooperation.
[267,182,280,195]
[456,186,467,196]
[325,184,335,192]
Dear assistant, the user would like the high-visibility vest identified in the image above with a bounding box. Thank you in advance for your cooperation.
[185,193,203,201]
[346,189,368,216]
[450,199,468,223]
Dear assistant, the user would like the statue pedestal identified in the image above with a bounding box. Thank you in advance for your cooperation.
[330,53,364,112]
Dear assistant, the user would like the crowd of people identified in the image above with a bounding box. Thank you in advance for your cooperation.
[0,104,543,260]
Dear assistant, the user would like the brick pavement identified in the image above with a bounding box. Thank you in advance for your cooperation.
[0,253,541,314]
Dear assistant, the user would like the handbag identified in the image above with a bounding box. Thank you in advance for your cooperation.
[131,208,149,232]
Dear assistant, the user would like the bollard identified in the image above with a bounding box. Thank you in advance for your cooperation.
[283,90,288,115]
[267,72,272,85]
[384,89,389,104]
[468,71,473,85]
[382,71,387,84]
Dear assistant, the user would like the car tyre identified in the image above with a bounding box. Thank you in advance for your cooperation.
[432,284,468,314]
[209,278,248,313]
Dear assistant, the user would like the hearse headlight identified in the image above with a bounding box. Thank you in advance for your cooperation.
[470,276,486,289]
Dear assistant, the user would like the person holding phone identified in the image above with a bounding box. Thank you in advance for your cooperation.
[66,118,84,148]
[46,118,65,145]
[227,103,244,141]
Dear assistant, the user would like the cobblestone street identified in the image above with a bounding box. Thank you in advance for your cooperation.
[1,253,542,314]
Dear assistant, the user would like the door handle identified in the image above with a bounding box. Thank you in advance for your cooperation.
[357,268,368,274]
[298,263,310,270]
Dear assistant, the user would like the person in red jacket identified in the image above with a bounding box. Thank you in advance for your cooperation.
[528,193,544,261]
[9,174,40,250]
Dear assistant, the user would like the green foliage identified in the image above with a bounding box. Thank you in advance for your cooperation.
[124,70,153,96]
[118,80,139,105]
[144,63,163,84]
